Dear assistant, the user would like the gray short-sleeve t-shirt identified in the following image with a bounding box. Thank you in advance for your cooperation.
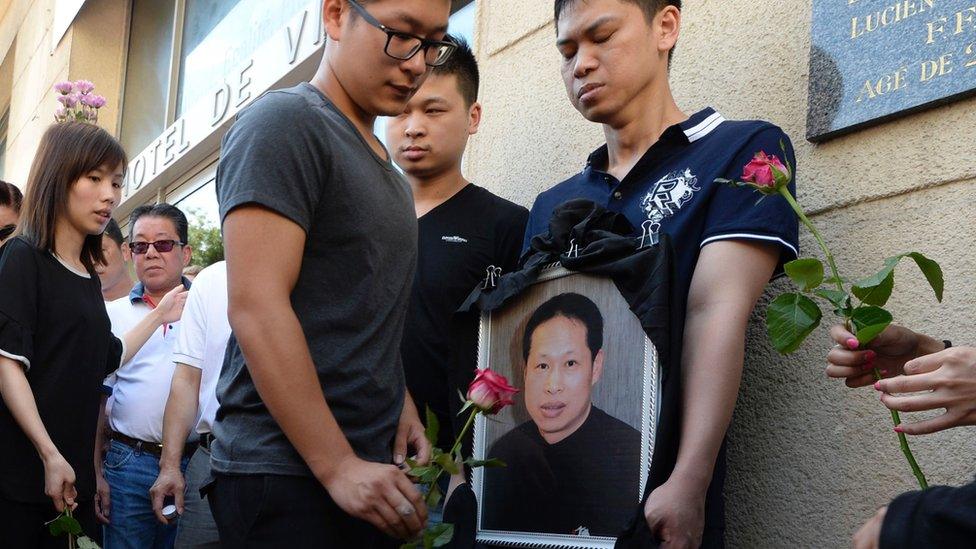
[212,83,416,475]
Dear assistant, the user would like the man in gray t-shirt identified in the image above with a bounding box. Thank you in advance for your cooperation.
[210,0,456,546]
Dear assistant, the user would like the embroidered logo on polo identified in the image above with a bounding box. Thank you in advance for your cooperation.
[639,168,700,245]
[441,236,468,244]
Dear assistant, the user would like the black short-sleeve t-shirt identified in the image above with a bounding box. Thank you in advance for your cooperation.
[213,83,417,474]
[402,184,527,449]
[0,237,122,503]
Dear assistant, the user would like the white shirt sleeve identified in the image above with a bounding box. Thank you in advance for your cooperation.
[172,269,209,370]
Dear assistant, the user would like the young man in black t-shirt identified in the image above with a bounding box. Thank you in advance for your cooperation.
[385,38,528,466]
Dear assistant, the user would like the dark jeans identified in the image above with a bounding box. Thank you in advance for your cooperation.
[102,439,189,549]
[208,473,396,548]
[0,497,97,549]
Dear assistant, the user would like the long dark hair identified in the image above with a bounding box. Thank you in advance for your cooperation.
[18,122,127,272]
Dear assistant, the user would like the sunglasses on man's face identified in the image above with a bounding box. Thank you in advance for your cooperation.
[128,239,184,255]
[0,224,15,241]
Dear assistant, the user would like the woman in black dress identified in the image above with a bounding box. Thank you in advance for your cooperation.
[0,121,187,546]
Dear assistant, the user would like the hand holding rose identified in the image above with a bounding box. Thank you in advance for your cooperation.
[825,324,937,388]
[401,369,517,549]
[722,148,946,488]
[875,346,976,435]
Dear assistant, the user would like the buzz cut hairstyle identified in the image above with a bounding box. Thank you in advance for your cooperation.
[430,35,479,107]
[553,0,682,66]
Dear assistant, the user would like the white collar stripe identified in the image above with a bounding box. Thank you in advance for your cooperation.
[684,112,725,142]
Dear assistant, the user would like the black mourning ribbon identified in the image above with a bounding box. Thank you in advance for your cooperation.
[457,198,674,379]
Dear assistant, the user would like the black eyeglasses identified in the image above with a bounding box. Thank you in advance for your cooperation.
[0,224,15,241]
[347,0,457,67]
[128,240,184,255]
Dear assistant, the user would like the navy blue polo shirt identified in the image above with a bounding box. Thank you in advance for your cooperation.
[523,108,800,297]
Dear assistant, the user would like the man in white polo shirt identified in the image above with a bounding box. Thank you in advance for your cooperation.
[150,261,228,548]
[102,203,193,549]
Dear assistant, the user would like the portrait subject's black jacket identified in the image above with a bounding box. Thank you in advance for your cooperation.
[481,406,642,537]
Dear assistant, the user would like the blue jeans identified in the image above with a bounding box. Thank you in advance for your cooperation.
[103,439,189,549]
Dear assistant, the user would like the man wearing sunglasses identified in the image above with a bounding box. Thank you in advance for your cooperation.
[100,203,193,548]
[212,0,454,546]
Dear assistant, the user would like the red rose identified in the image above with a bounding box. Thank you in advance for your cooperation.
[467,368,518,415]
[742,151,790,193]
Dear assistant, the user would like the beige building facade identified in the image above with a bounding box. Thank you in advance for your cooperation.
[1,1,973,547]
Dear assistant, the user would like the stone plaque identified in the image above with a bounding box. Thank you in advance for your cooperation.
[808,1,976,142]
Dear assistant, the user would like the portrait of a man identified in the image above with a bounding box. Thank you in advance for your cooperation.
[481,292,642,537]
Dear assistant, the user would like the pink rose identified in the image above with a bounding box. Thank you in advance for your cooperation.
[742,151,790,192]
[467,368,518,415]
[53,81,74,95]
[74,80,95,94]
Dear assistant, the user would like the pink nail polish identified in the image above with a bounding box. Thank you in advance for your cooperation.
[894,425,904,433]
[873,381,881,391]
[865,350,877,361]
[846,338,859,350]
[880,368,889,375]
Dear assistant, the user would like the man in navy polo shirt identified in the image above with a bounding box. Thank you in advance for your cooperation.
[525,1,800,546]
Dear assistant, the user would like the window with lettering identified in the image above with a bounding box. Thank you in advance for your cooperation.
[176,0,311,117]
[119,0,176,156]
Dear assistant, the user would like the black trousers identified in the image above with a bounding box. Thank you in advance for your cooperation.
[208,473,397,548]
[0,497,97,549]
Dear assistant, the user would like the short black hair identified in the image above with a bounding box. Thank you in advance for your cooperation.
[522,293,604,363]
[103,218,125,246]
[554,0,682,66]
[129,203,189,245]
[0,180,22,211]
[431,35,479,106]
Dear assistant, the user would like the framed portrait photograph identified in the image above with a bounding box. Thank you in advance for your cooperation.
[472,265,661,548]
